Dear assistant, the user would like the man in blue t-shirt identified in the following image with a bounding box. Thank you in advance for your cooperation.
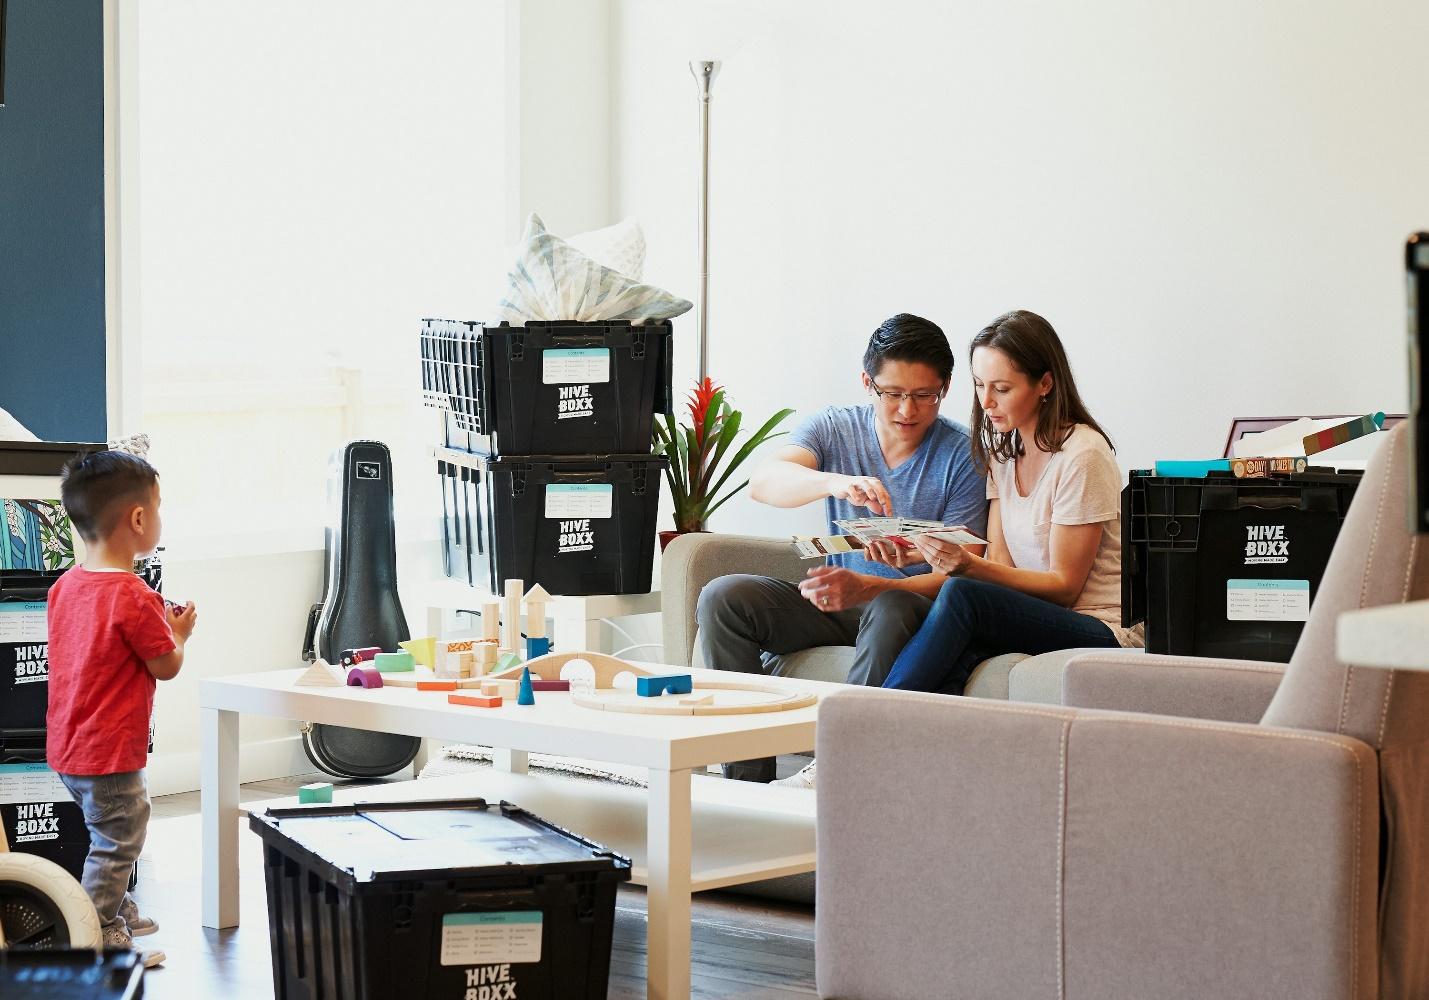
[697,313,988,781]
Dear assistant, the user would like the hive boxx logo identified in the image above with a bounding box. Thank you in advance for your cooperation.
[1244,524,1290,565]
[557,385,595,420]
[9,642,48,685]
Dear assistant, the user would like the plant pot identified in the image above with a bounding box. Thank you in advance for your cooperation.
[659,529,707,552]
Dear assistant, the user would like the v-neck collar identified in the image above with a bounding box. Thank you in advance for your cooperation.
[869,407,936,475]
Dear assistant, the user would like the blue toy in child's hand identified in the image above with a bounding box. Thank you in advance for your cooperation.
[636,674,693,697]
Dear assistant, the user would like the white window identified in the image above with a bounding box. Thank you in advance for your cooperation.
[136,1,509,549]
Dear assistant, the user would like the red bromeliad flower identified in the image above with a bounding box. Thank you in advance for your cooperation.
[686,377,723,448]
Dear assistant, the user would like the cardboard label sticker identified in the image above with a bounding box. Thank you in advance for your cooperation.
[542,348,610,385]
[440,911,543,966]
[545,484,613,520]
[1227,579,1310,622]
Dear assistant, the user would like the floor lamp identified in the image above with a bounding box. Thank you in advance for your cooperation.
[690,60,720,383]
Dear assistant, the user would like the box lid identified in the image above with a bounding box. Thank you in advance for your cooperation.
[249,798,630,889]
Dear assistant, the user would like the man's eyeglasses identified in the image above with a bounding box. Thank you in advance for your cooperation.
[868,377,944,407]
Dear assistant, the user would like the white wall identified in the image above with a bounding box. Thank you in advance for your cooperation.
[612,0,1429,541]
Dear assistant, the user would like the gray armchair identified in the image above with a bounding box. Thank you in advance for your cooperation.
[816,424,1429,1000]
[659,532,1104,702]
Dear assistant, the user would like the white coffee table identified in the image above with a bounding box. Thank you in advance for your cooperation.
[199,665,835,1000]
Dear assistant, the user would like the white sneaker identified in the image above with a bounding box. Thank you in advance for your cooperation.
[772,760,816,790]
[102,921,166,968]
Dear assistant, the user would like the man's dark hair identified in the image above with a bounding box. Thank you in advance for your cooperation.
[862,313,954,383]
[60,451,160,543]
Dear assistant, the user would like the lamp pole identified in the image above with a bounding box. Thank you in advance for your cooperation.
[690,60,720,384]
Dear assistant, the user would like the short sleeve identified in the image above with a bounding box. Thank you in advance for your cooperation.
[123,584,177,661]
[940,450,990,539]
[1051,439,1122,526]
[786,407,836,469]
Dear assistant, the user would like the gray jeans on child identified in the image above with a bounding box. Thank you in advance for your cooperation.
[696,574,933,781]
[58,770,149,931]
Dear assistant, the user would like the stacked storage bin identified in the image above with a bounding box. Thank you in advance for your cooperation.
[421,319,672,596]
[1,442,103,882]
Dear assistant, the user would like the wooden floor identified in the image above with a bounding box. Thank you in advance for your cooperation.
[132,772,817,999]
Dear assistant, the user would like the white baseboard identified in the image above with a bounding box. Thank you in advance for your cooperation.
[147,735,311,797]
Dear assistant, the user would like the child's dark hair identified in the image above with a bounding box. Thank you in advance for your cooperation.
[60,451,160,543]
[862,313,955,383]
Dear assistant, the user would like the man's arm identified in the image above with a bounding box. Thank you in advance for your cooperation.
[750,445,895,515]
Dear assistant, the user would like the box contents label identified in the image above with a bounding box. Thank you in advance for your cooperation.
[0,763,70,808]
[543,348,610,385]
[545,484,613,520]
[1227,579,1310,622]
[441,911,542,966]
[0,602,47,644]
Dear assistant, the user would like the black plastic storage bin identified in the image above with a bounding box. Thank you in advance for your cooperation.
[421,318,674,456]
[0,950,145,1000]
[1123,469,1362,662]
[1,576,54,733]
[437,448,665,595]
[250,798,631,1000]
[0,732,91,883]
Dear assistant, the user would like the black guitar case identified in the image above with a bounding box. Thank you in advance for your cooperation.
[300,440,421,778]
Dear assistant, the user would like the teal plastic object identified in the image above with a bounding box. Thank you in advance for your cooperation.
[298,782,333,804]
[518,667,536,706]
[373,651,416,673]
[1152,459,1233,477]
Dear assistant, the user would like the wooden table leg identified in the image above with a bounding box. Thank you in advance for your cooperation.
[200,707,240,929]
[646,766,693,1000]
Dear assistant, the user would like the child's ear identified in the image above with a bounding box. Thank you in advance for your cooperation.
[130,503,146,535]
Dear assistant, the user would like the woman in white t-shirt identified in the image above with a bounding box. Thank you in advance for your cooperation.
[877,309,1144,695]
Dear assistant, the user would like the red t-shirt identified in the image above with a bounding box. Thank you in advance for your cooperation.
[46,567,175,775]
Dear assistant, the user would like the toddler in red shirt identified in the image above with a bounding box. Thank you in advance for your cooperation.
[48,451,197,968]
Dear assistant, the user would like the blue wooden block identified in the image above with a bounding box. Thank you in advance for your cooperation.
[636,674,694,697]
[526,636,550,659]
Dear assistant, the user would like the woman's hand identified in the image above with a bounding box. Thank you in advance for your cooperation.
[829,474,894,515]
[912,533,978,576]
[798,566,875,613]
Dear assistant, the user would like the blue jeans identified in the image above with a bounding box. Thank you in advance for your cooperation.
[883,577,1119,694]
[57,770,149,931]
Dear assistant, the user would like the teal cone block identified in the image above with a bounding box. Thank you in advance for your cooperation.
[517,667,536,706]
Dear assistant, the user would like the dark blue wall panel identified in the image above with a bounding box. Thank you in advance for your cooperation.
[0,0,107,442]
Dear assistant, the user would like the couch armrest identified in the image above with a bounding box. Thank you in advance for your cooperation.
[1062,652,1285,722]
[659,532,807,667]
[816,688,1377,1000]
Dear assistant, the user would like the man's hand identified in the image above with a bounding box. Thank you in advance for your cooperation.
[863,538,921,570]
[798,566,877,613]
[168,601,198,641]
[830,475,894,515]
[911,534,978,576]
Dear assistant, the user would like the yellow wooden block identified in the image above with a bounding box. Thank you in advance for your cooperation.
[399,637,437,668]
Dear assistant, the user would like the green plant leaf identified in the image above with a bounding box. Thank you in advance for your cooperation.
[697,408,743,497]
[705,407,796,501]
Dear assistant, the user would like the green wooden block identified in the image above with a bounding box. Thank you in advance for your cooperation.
[373,651,416,673]
[496,652,523,673]
[298,782,333,804]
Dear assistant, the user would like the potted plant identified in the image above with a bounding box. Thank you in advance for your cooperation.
[652,377,794,545]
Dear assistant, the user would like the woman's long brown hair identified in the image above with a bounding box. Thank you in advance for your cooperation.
[968,310,1113,472]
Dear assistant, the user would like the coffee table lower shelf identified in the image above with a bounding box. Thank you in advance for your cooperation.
[261,767,818,893]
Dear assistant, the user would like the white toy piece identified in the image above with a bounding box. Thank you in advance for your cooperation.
[501,580,523,654]
[477,641,498,674]
[295,659,345,687]
[436,638,476,678]
[523,583,552,639]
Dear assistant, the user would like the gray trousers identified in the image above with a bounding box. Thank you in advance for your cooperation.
[58,770,149,931]
[696,574,933,780]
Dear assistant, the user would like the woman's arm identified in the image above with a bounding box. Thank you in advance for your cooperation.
[984,499,1013,567]
[749,445,895,514]
[912,518,1104,607]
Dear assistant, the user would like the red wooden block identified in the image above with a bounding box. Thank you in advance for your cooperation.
[448,693,502,709]
[417,680,457,691]
[346,667,383,689]
[529,680,570,692]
